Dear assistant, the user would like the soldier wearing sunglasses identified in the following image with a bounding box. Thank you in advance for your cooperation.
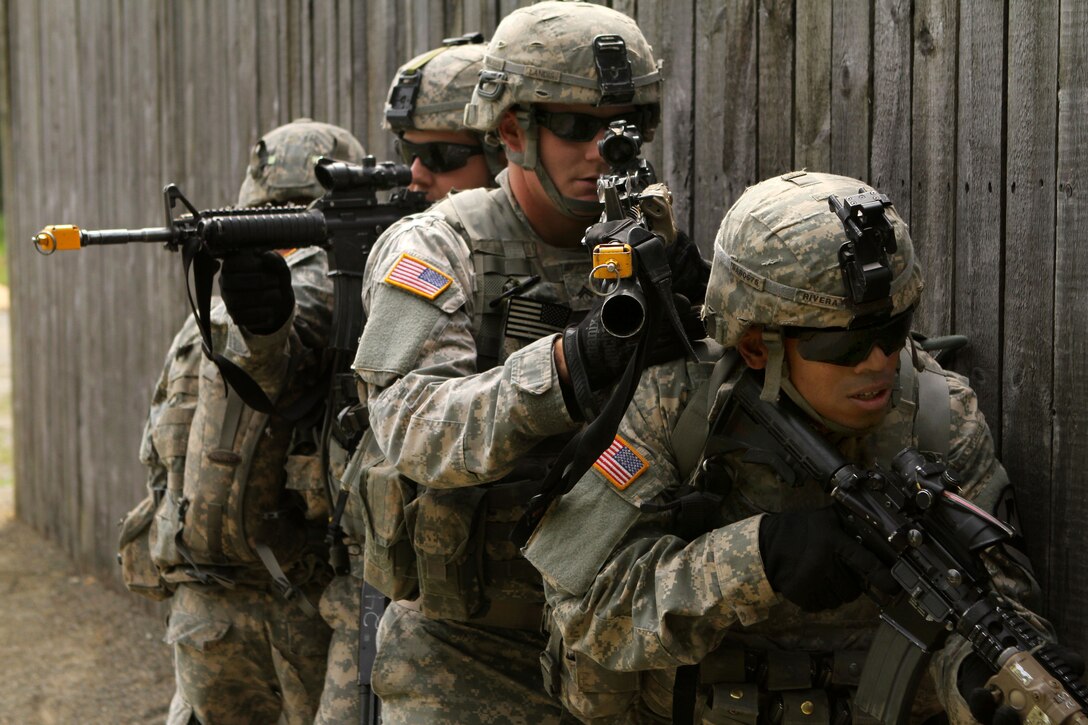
[384,33,503,203]
[336,3,707,723]
[524,171,1053,724]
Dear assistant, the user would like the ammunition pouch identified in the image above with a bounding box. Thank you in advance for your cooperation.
[358,456,419,602]
[540,615,640,722]
[118,490,175,600]
[696,648,865,725]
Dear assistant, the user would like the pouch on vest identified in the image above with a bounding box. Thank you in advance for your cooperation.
[118,492,174,601]
[541,614,640,722]
[179,360,303,569]
[285,453,328,522]
[406,485,488,620]
[358,455,418,601]
[148,405,196,571]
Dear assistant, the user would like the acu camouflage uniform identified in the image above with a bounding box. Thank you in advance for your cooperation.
[322,169,593,725]
[524,172,1048,724]
[132,119,364,725]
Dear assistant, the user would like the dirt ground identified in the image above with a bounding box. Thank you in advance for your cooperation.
[0,299,177,724]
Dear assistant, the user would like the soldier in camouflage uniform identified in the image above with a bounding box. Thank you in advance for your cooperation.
[321,3,706,723]
[385,32,502,202]
[137,119,365,725]
[524,171,1051,724]
[310,38,506,724]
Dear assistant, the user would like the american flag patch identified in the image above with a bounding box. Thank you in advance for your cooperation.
[384,253,453,300]
[504,296,572,340]
[593,436,649,490]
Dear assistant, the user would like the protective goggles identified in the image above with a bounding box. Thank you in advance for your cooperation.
[784,308,914,367]
[533,108,651,143]
[394,136,483,173]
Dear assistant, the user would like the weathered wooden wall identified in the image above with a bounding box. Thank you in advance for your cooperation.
[3,0,1086,656]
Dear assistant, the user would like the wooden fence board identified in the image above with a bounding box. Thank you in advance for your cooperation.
[910,0,957,339]
[954,0,1005,434]
[1052,0,1088,654]
[871,0,913,221]
[794,0,830,173]
[830,0,870,180]
[757,0,793,178]
[1002,0,1058,607]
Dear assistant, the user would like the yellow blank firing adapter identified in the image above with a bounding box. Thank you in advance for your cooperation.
[591,243,634,280]
[33,225,83,255]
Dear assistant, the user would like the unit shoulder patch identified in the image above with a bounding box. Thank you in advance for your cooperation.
[593,435,650,491]
[383,253,453,300]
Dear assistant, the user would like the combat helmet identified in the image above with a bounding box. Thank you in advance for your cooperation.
[237,118,366,208]
[703,170,924,401]
[384,33,502,176]
[463,0,663,218]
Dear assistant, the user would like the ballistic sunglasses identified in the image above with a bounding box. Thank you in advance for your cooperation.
[395,136,483,173]
[784,308,914,367]
[533,108,652,143]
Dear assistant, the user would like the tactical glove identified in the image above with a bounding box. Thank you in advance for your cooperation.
[758,507,896,613]
[218,251,295,335]
[666,230,711,305]
[562,293,701,419]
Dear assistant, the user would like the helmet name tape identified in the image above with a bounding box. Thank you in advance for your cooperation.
[829,190,898,320]
[593,35,635,104]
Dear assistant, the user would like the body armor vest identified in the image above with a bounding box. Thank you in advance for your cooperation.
[357,187,593,622]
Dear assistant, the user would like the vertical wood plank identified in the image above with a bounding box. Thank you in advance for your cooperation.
[830,0,870,181]
[1052,0,1088,655]
[1002,0,1058,608]
[694,0,757,247]
[757,0,793,178]
[794,0,831,173]
[910,0,957,339]
[870,0,913,221]
[954,0,1005,432]
[636,0,695,244]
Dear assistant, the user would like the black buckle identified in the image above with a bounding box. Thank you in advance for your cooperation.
[829,190,897,320]
[386,72,421,131]
[593,35,635,104]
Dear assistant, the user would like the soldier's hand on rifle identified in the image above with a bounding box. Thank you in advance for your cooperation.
[758,507,896,613]
[666,231,711,305]
[959,647,1086,725]
[218,251,295,335]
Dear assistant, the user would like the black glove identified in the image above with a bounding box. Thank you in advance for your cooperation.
[667,230,711,305]
[218,251,295,334]
[758,507,896,612]
[958,654,1018,725]
[647,294,705,367]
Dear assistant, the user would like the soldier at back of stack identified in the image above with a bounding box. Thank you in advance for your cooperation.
[134,119,365,725]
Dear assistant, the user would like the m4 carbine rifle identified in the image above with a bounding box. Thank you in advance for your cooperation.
[34,156,426,422]
[729,370,1087,725]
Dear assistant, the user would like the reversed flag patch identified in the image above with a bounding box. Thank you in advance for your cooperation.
[504,296,572,341]
[593,436,649,491]
[384,253,453,300]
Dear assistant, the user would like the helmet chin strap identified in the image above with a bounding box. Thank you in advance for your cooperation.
[510,110,602,220]
[763,325,894,438]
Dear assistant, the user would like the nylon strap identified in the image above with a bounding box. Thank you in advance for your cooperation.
[182,240,277,414]
[254,542,318,617]
[512,234,692,546]
[482,54,661,90]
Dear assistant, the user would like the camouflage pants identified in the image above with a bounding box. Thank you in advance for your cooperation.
[164,581,331,725]
[313,574,362,724]
[372,600,574,725]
